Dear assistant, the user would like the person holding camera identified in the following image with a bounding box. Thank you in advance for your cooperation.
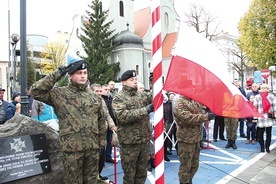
[30,56,106,183]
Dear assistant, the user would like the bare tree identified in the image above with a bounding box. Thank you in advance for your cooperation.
[184,4,222,41]
[230,49,247,87]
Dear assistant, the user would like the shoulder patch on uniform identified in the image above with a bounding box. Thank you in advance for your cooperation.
[178,103,184,108]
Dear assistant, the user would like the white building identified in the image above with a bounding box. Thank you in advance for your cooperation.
[67,0,180,90]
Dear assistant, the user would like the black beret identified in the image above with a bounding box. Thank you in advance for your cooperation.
[121,70,137,81]
[68,60,87,74]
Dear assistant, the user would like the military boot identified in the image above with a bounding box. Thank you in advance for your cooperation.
[147,159,152,172]
[150,158,155,168]
[225,139,232,148]
[232,140,237,149]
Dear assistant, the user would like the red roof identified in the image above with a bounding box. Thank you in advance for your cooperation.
[134,7,177,58]
[134,7,151,38]
[162,32,177,58]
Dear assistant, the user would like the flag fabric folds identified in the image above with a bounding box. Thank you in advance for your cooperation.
[163,23,262,118]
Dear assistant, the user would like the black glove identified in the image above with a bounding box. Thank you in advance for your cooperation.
[146,104,154,114]
[208,112,216,120]
[58,65,72,76]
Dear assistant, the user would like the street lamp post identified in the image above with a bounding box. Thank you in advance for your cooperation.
[10,33,20,92]
[20,0,29,116]
[269,66,276,92]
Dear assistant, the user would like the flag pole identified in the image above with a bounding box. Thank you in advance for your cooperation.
[151,0,164,183]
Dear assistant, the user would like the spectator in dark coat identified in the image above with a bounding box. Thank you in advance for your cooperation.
[6,92,21,121]
[0,88,9,124]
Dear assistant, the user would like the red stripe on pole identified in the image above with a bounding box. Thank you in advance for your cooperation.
[151,0,164,184]
[151,6,160,26]
[153,62,162,83]
[156,173,165,184]
[152,34,162,55]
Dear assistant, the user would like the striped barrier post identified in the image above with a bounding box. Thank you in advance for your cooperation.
[151,0,164,183]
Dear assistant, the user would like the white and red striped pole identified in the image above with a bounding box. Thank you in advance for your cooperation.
[151,0,164,183]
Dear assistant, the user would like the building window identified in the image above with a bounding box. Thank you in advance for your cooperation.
[164,12,169,27]
[119,1,124,17]
[116,54,120,63]
[136,65,139,75]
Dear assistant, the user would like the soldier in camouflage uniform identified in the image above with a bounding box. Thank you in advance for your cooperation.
[224,117,239,149]
[112,70,153,184]
[30,57,106,184]
[174,95,215,184]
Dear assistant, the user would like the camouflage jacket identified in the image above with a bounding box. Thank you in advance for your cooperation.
[30,70,106,152]
[102,98,116,131]
[174,96,208,143]
[112,85,152,145]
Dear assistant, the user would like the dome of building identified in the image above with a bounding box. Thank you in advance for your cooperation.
[114,24,143,45]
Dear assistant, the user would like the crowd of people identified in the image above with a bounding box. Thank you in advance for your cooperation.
[1,55,275,184]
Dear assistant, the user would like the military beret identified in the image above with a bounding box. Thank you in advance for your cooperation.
[66,55,87,74]
[67,60,87,74]
[121,70,136,81]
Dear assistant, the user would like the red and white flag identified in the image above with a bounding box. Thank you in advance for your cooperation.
[163,23,262,118]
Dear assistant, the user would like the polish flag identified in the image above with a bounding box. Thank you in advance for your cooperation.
[163,23,262,118]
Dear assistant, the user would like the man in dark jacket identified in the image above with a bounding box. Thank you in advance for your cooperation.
[112,70,153,184]
[30,56,106,184]
[101,84,117,163]
[6,92,21,121]
[0,88,9,124]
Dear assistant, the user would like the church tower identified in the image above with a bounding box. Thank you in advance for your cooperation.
[102,0,135,33]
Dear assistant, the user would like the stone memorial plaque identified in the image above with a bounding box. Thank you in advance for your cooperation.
[0,133,51,183]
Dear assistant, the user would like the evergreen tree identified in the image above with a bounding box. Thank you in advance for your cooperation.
[79,0,120,84]
[17,54,36,86]
[27,58,36,86]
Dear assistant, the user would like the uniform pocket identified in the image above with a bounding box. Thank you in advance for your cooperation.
[60,132,83,152]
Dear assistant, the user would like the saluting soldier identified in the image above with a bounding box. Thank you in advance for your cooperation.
[112,70,153,184]
[174,95,215,184]
[30,56,106,184]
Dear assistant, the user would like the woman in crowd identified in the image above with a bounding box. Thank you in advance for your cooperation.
[253,84,276,153]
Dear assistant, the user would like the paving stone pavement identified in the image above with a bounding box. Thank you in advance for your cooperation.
[100,122,276,184]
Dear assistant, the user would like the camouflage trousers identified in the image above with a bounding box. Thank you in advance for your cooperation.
[225,118,238,140]
[63,149,99,184]
[120,143,148,184]
[178,141,200,183]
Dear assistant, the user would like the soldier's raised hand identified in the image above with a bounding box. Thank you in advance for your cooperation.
[58,65,73,76]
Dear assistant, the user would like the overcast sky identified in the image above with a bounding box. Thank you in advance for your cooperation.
[0,0,251,60]
[1,0,251,37]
